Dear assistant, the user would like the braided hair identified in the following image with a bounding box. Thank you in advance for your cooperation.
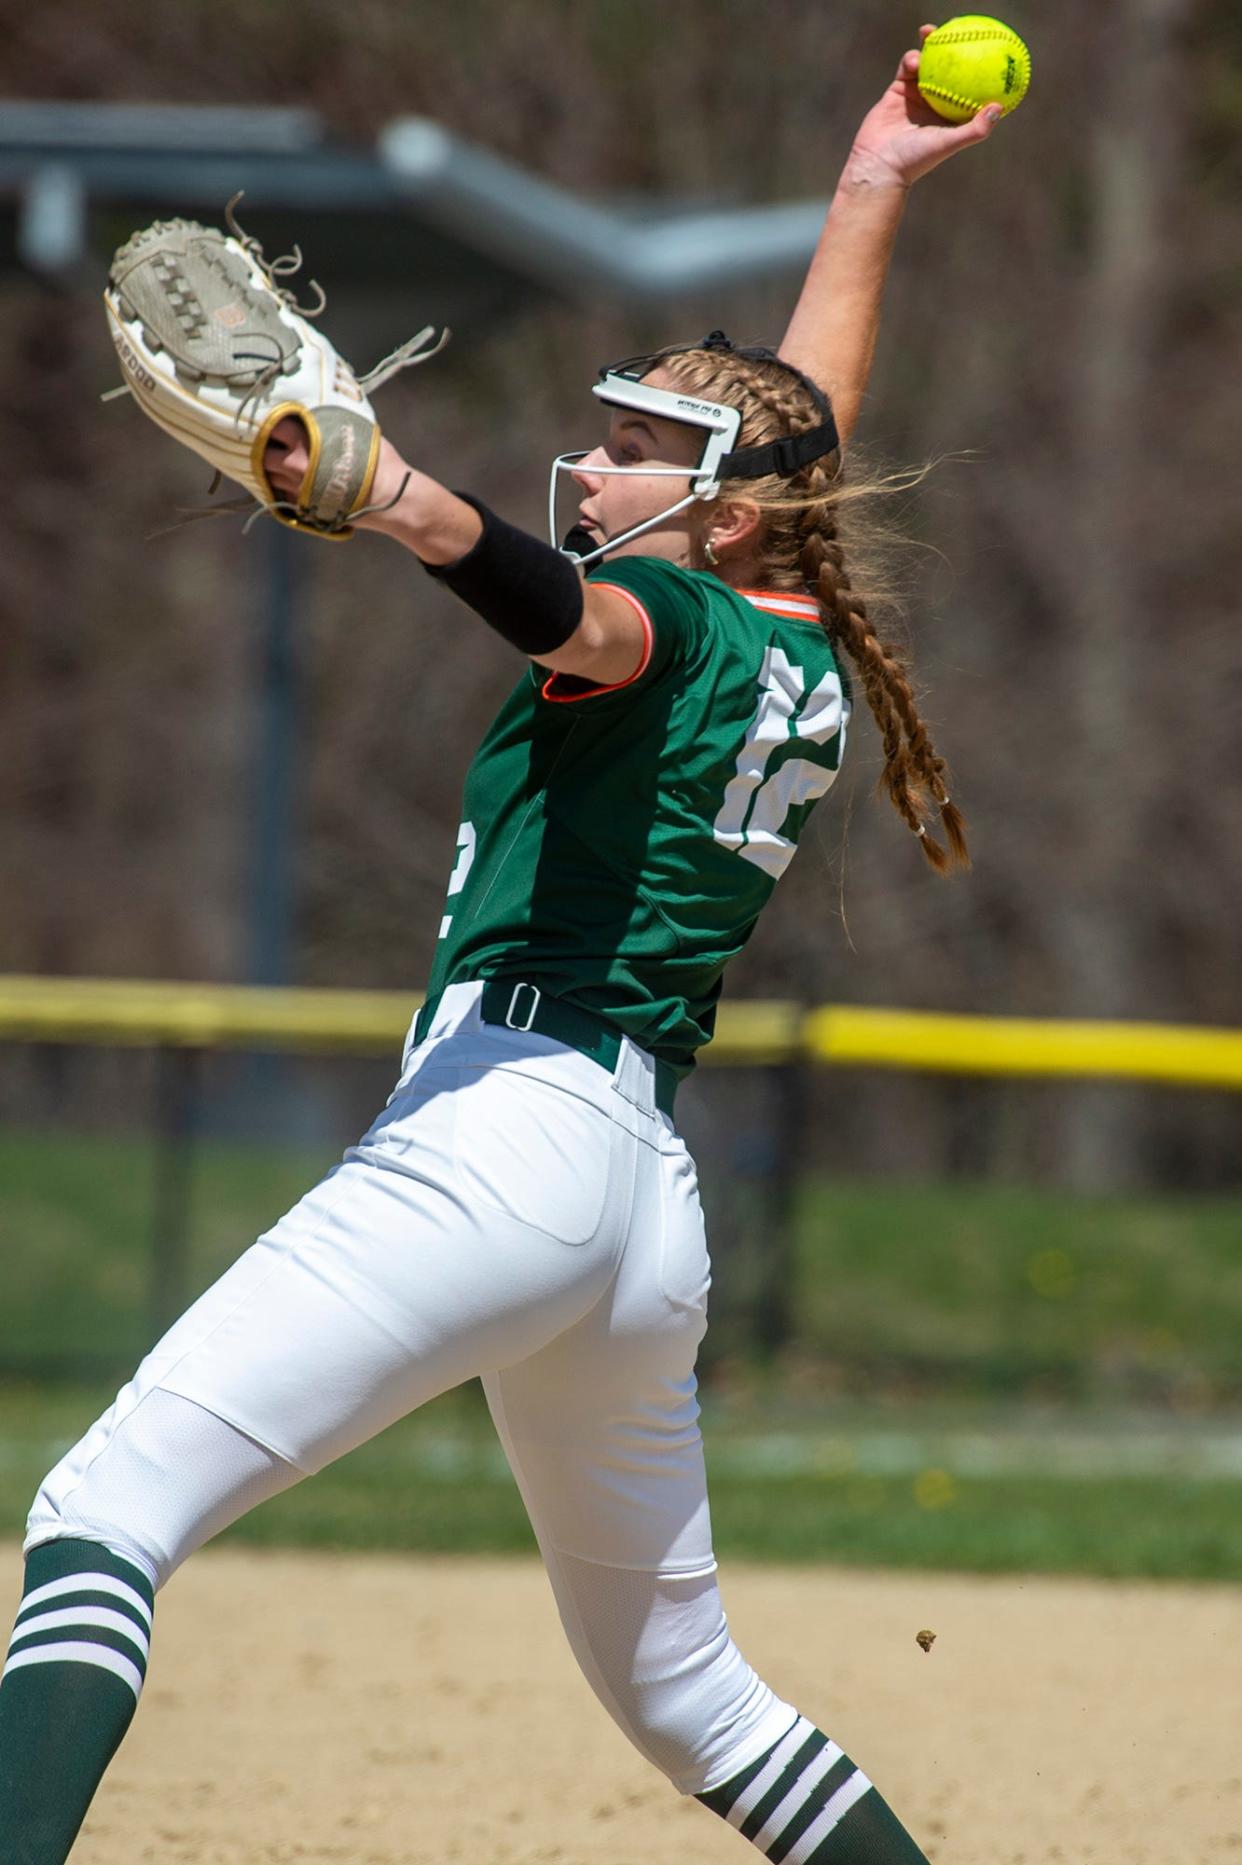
[655,345,968,874]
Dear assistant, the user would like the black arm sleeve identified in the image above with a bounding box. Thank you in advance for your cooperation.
[421,493,584,656]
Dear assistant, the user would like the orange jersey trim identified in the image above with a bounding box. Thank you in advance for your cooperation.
[734,586,823,623]
[540,582,655,704]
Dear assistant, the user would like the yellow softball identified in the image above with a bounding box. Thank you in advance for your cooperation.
[917,15,1031,123]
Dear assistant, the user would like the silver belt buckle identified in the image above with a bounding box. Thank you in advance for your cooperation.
[505,982,541,1031]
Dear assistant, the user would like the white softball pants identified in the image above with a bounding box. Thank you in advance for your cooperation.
[26,983,796,1794]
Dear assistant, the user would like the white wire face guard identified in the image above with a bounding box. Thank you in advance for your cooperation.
[551,373,743,568]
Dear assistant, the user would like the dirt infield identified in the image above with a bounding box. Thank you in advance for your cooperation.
[4,1545,1240,1863]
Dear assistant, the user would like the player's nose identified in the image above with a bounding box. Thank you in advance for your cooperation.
[570,447,607,490]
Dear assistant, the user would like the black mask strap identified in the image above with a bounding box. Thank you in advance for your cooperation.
[672,330,839,477]
[720,420,839,481]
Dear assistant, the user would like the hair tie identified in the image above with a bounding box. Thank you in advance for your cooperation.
[914,824,928,838]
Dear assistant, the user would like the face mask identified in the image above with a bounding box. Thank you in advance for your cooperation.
[549,373,741,568]
[549,333,839,568]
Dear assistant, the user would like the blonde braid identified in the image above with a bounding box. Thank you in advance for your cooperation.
[660,347,970,873]
[800,515,967,871]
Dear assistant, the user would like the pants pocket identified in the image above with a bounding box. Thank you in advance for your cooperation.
[658,1137,711,1314]
[451,1065,614,1246]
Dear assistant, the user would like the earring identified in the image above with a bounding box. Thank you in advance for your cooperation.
[704,539,719,566]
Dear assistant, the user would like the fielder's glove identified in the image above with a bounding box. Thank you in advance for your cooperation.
[103,197,447,538]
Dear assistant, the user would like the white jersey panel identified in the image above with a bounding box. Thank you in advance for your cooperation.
[712,650,847,878]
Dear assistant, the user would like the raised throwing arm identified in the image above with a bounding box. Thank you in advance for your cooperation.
[780,26,1003,446]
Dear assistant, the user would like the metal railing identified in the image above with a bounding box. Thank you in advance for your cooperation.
[2,974,1240,1085]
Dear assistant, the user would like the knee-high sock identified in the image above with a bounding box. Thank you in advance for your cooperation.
[0,1538,154,1865]
[698,1715,930,1864]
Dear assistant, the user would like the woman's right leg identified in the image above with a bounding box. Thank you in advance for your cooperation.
[484,1099,933,1863]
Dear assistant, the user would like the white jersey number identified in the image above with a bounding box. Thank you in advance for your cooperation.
[712,648,847,879]
[438,820,477,939]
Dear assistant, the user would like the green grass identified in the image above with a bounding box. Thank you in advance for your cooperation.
[4,1127,1242,1578]
[0,1129,339,1374]
[4,1382,1242,1579]
[3,1127,1241,1404]
[786,1178,1242,1405]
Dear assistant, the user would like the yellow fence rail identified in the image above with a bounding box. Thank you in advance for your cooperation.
[0,974,1240,1088]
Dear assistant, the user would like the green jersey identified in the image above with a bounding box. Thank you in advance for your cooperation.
[425,557,850,1075]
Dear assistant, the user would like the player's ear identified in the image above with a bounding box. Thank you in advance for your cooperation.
[710,496,762,553]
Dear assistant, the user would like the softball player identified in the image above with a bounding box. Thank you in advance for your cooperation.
[0,35,999,1863]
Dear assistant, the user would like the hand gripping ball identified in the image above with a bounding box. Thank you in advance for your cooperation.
[917,15,1031,123]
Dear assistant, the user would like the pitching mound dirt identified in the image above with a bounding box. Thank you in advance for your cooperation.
[4,1545,1240,1862]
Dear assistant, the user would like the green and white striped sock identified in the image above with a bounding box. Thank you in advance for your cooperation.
[0,1538,155,1864]
[697,1716,930,1864]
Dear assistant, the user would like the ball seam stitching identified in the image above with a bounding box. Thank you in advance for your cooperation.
[928,29,1025,44]
[920,84,991,111]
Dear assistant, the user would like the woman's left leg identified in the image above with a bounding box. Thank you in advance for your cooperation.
[0,1390,298,1864]
[484,1111,932,1863]
[2,1012,629,1862]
